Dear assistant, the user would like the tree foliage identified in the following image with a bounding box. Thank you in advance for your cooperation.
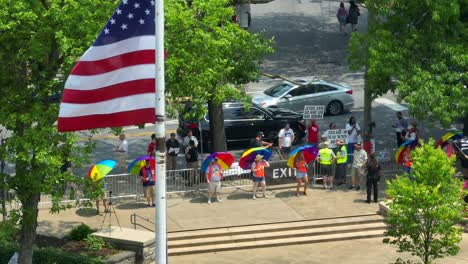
[384,140,464,264]
[0,0,118,263]
[165,0,274,119]
[350,0,468,127]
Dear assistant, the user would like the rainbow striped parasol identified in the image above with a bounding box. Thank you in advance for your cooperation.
[201,152,235,173]
[395,140,418,164]
[287,145,319,168]
[87,160,117,182]
[239,147,272,170]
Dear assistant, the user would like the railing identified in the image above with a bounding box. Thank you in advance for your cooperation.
[130,213,155,232]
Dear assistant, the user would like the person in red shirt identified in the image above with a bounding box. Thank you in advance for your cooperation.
[147,133,156,156]
[307,118,319,145]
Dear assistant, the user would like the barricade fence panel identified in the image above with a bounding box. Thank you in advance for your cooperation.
[38,151,404,205]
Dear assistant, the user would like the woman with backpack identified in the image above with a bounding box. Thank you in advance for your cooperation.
[348,1,360,32]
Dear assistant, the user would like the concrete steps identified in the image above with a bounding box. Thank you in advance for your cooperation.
[167,214,387,256]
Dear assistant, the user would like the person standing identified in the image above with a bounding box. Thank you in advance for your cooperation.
[455,137,468,180]
[321,122,338,152]
[165,133,180,170]
[348,0,360,32]
[403,121,419,142]
[147,133,156,156]
[295,152,309,196]
[317,141,336,189]
[250,131,273,148]
[307,118,320,145]
[392,112,408,147]
[139,160,156,207]
[95,178,108,215]
[336,2,348,33]
[278,124,295,159]
[205,158,224,204]
[183,129,198,150]
[402,146,413,174]
[185,140,200,186]
[251,154,270,199]
[114,134,128,173]
[335,139,348,186]
[349,143,367,191]
[366,153,382,203]
[345,116,361,166]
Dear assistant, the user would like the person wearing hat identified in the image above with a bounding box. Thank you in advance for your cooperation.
[278,123,295,159]
[402,121,419,142]
[317,141,336,189]
[335,139,348,186]
[205,158,224,204]
[251,154,270,199]
[349,143,367,191]
[250,131,273,148]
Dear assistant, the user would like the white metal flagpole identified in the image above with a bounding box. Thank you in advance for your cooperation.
[154,0,167,263]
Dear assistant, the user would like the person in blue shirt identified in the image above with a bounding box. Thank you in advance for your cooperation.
[139,160,156,207]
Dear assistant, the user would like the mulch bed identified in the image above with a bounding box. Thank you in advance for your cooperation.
[61,241,119,258]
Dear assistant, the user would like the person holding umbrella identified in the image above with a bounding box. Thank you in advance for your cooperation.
[205,158,224,204]
[295,152,309,196]
[252,154,270,199]
[140,160,156,207]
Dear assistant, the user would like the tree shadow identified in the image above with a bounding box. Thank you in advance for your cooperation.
[75,207,98,217]
[226,191,253,200]
[115,202,148,210]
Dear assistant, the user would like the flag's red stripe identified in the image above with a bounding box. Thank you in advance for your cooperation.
[71,50,155,76]
[57,108,155,132]
[62,79,155,104]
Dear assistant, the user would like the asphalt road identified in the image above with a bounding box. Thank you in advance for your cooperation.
[70,0,462,176]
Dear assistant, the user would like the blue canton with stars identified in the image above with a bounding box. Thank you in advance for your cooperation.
[93,0,155,46]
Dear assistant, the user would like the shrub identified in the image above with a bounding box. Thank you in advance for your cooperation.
[33,247,104,264]
[66,223,97,241]
[0,240,16,264]
[0,220,18,243]
[84,235,106,251]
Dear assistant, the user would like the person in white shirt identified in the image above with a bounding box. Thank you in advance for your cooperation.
[183,129,198,149]
[321,122,338,151]
[345,116,361,165]
[114,134,128,173]
[349,143,367,191]
[278,123,295,159]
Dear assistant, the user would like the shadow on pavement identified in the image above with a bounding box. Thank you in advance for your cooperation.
[226,191,253,200]
[75,208,98,217]
[189,196,207,204]
[115,202,147,210]
[274,190,296,198]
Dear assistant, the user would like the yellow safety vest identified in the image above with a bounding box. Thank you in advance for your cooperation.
[336,145,348,164]
[319,148,333,165]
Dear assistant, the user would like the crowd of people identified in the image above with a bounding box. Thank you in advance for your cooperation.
[104,110,467,208]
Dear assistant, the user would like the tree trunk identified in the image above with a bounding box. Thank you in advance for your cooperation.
[363,72,372,140]
[208,100,227,152]
[18,193,40,264]
[463,113,468,136]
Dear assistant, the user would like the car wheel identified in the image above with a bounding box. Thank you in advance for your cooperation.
[327,100,343,115]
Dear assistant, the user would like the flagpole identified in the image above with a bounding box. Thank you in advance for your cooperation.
[155,0,167,263]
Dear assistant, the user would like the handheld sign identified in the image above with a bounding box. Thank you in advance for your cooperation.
[325,129,348,145]
[303,105,325,120]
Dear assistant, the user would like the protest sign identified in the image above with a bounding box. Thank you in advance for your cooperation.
[302,105,325,120]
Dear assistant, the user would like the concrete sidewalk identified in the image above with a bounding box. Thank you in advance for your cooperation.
[36,183,468,264]
[37,184,380,237]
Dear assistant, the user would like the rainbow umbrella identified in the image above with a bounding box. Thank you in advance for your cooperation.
[127,155,155,176]
[239,147,272,170]
[201,152,235,174]
[87,160,117,182]
[395,140,418,164]
[436,131,464,147]
[287,145,319,168]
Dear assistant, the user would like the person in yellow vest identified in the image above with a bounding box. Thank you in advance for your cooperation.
[251,154,270,200]
[317,141,336,189]
[335,139,348,186]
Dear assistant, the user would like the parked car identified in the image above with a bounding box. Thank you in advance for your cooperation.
[177,102,306,151]
[252,79,354,115]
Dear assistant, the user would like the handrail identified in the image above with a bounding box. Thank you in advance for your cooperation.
[131,213,155,232]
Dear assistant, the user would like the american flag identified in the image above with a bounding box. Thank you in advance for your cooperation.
[58,0,156,132]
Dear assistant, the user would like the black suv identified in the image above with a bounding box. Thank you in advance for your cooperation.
[177,102,305,151]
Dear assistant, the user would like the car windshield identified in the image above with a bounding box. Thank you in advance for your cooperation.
[264,83,294,97]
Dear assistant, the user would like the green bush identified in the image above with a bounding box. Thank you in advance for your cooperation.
[66,223,97,241]
[33,247,104,264]
[0,220,18,243]
[84,235,106,251]
[0,240,16,264]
